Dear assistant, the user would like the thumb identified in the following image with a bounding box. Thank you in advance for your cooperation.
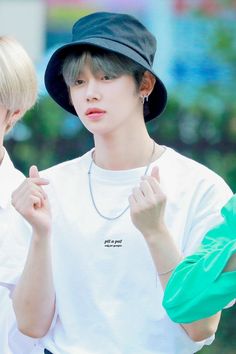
[29,165,40,179]
[151,166,160,183]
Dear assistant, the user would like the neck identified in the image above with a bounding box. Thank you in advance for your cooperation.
[93,131,163,170]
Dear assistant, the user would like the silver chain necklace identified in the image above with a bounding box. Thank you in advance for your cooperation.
[88,140,156,221]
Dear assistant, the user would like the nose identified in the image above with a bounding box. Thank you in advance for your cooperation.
[85,79,101,102]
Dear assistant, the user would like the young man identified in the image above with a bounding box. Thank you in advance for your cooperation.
[163,194,236,323]
[0,36,38,354]
[8,12,233,354]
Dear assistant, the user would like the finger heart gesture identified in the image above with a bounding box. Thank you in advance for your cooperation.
[129,166,166,238]
[11,165,52,237]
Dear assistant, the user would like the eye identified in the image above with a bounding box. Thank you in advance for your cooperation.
[74,79,84,86]
[101,74,113,81]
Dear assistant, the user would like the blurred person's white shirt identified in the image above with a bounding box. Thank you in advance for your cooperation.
[0,148,40,354]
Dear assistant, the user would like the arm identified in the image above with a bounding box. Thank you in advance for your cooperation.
[139,223,221,341]
[129,166,220,341]
[163,194,236,324]
[11,166,55,338]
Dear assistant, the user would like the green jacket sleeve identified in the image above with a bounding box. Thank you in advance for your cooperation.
[162,195,236,323]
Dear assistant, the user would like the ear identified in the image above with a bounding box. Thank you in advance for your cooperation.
[10,109,24,123]
[139,71,156,97]
[5,109,24,133]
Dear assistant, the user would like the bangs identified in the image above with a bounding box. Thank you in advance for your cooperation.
[62,48,145,87]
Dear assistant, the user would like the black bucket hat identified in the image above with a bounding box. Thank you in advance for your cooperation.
[44,12,167,122]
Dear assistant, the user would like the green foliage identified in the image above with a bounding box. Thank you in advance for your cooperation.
[48,7,93,28]
[148,90,236,192]
[5,96,94,174]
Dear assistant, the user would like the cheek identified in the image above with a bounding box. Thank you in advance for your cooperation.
[69,89,84,113]
[69,89,78,105]
[121,90,140,109]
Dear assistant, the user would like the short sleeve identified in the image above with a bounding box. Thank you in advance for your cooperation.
[0,206,32,287]
[181,178,233,256]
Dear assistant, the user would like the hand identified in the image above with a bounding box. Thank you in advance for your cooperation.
[129,166,167,239]
[12,166,52,237]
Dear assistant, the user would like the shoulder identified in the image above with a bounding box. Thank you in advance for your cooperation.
[40,150,92,182]
[165,147,216,176]
[39,150,92,202]
[163,147,232,192]
[159,147,232,221]
[38,150,92,216]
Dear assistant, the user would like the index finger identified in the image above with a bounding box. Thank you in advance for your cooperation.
[29,165,40,179]
[27,177,50,186]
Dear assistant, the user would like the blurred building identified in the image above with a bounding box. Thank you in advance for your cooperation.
[171,0,236,86]
[0,0,46,62]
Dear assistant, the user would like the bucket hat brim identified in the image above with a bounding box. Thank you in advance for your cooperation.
[44,38,167,122]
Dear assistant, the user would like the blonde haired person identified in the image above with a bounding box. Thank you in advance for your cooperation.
[0,36,38,354]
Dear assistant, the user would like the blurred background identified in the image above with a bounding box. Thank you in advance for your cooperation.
[1,0,236,352]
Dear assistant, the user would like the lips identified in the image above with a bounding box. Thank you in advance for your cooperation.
[85,107,106,121]
[85,108,106,115]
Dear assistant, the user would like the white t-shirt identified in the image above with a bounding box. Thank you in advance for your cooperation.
[1,147,233,354]
[0,148,39,354]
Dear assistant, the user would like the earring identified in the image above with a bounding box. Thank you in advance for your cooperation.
[141,94,149,104]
